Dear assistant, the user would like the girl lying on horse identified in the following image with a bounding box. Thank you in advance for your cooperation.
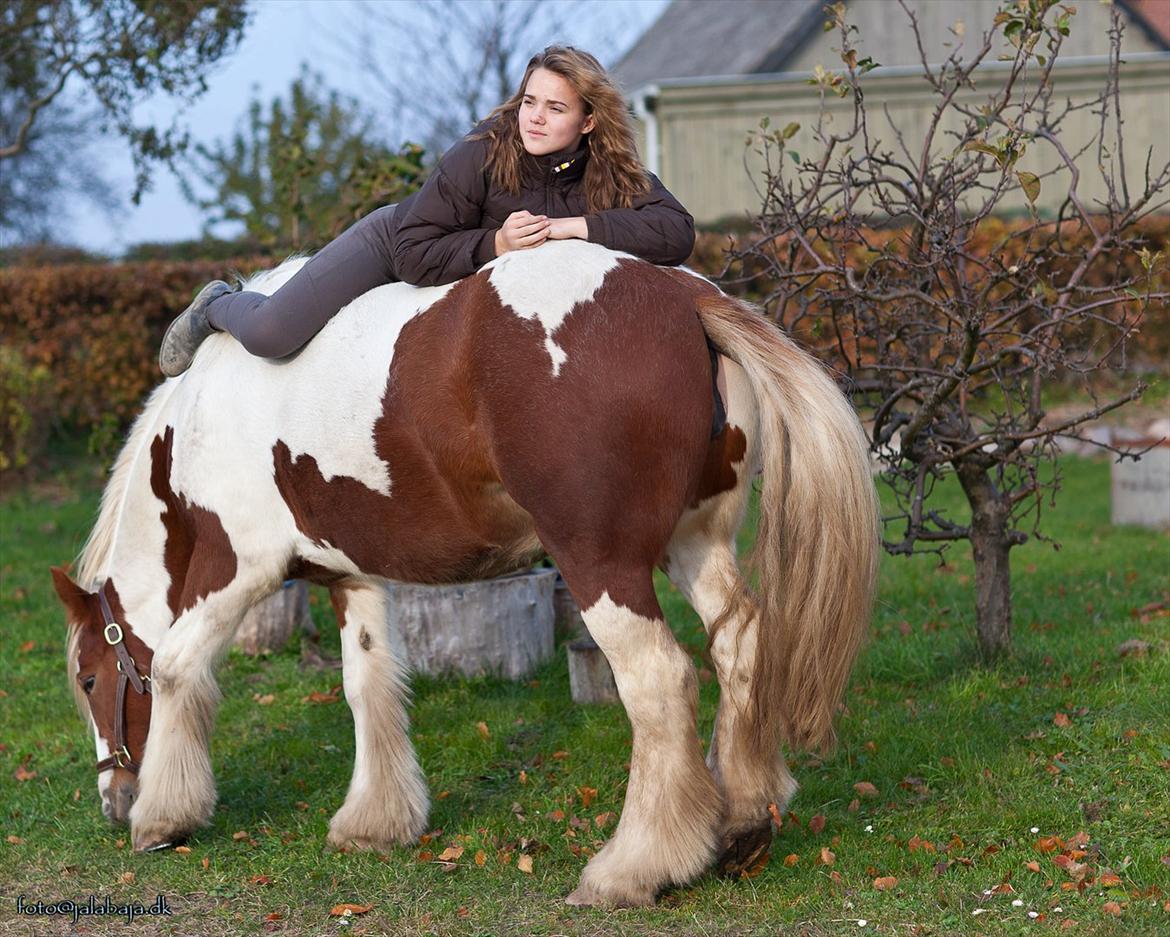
[159,45,694,376]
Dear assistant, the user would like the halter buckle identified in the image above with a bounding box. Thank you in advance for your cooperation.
[113,745,132,768]
[103,622,124,646]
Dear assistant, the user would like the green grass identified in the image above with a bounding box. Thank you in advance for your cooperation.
[1,450,1167,936]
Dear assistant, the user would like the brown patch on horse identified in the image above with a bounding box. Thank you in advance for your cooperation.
[359,628,371,651]
[271,279,541,585]
[150,427,239,616]
[692,425,748,509]
[329,584,349,629]
[471,259,713,620]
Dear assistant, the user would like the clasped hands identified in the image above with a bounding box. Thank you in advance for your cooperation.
[494,211,587,255]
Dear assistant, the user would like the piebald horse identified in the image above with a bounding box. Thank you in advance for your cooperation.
[52,240,878,907]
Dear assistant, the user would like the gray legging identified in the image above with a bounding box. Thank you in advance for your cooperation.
[206,204,399,358]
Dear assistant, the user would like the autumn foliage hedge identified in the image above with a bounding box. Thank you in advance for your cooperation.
[1,216,1166,474]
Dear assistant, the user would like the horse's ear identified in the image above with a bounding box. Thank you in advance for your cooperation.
[50,566,92,622]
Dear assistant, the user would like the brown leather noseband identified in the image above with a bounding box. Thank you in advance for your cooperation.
[94,585,151,775]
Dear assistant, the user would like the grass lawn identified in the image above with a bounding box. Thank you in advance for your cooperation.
[1,448,1167,936]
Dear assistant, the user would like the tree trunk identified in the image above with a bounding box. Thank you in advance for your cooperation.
[957,464,1014,659]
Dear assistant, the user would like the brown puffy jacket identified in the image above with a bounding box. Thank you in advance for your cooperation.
[389,126,695,287]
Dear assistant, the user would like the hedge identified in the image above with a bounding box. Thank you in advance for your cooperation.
[1,217,1166,475]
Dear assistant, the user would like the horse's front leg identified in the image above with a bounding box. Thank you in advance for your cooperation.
[327,581,428,851]
[129,580,260,851]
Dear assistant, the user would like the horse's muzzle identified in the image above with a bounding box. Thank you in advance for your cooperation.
[102,778,138,825]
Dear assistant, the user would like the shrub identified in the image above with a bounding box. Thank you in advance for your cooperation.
[0,345,54,476]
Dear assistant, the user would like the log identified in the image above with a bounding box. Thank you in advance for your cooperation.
[235,580,314,655]
[385,569,556,680]
[567,636,620,704]
[552,572,586,642]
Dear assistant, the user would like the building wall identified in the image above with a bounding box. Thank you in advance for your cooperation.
[651,55,1170,224]
[781,0,1162,72]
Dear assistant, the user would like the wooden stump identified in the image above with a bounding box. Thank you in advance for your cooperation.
[567,636,620,704]
[385,569,556,680]
[553,573,586,642]
[235,580,313,655]
[1112,439,1170,528]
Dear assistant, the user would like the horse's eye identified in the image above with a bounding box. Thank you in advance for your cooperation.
[82,675,96,695]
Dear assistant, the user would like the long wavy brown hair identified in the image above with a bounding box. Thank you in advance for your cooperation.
[479,47,651,212]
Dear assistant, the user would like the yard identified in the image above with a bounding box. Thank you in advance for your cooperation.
[1,449,1167,936]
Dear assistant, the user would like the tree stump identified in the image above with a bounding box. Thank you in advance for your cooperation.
[552,573,586,642]
[234,580,314,655]
[385,569,556,680]
[1112,437,1170,528]
[567,636,620,704]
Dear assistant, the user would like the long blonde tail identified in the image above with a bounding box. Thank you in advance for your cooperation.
[697,295,879,754]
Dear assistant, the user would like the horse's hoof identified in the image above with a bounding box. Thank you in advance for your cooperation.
[133,833,188,853]
[716,823,772,877]
[566,881,655,908]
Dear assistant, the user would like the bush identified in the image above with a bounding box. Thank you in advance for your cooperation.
[0,256,275,436]
[0,345,54,476]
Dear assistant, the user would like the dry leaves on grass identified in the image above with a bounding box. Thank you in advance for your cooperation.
[302,686,341,704]
[517,854,534,874]
[329,903,373,917]
[808,814,826,834]
[577,786,598,809]
[873,876,898,891]
[767,802,784,829]
[14,762,36,782]
[476,721,490,740]
[853,781,878,798]
[819,847,836,866]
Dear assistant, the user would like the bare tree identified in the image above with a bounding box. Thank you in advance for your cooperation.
[0,0,248,201]
[730,0,1168,658]
[337,0,655,155]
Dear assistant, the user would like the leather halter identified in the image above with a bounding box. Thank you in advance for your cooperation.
[93,585,151,775]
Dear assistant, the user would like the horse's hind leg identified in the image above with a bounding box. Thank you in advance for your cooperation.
[664,443,797,875]
[558,566,723,908]
[327,580,428,850]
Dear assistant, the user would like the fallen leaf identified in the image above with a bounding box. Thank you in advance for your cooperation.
[767,802,783,828]
[6,835,23,845]
[519,770,527,784]
[1117,639,1150,657]
[437,846,464,862]
[1054,712,1072,727]
[250,874,272,885]
[329,904,373,916]
[854,781,878,798]
[476,721,490,740]
[808,814,826,834]
[264,912,282,922]
[873,876,898,890]
[1026,860,1042,872]
[1102,901,1121,917]
[457,906,469,918]
[232,830,250,841]
[820,847,836,866]
[474,849,486,867]
[549,809,565,822]
[436,790,449,800]
[847,798,860,812]
[991,882,1014,894]
[253,693,275,705]
[201,857,210,870]
[1099,871,1122,887]
[14,764,36,782]
[517,854,534,874]
[578,786,597,809]
[552,750,569,760]
[742,849,770,878]
[303,689,339,704]
[120,871,135,884]
[594,811,616,829]
[784,853,799,866]
[1035,836,1064,854]
[174,845,191,854]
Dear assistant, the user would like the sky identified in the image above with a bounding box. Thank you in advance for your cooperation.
[68,0,668,255]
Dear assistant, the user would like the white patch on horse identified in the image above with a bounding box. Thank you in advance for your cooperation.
[93,723,112,800]
[486,241,630,376]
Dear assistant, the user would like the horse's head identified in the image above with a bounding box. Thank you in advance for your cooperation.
[51,567,154,825]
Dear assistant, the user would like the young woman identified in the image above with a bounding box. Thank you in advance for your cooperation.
[159,46,695,376]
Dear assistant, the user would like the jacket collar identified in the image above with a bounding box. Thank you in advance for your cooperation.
[522,139,590,184]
